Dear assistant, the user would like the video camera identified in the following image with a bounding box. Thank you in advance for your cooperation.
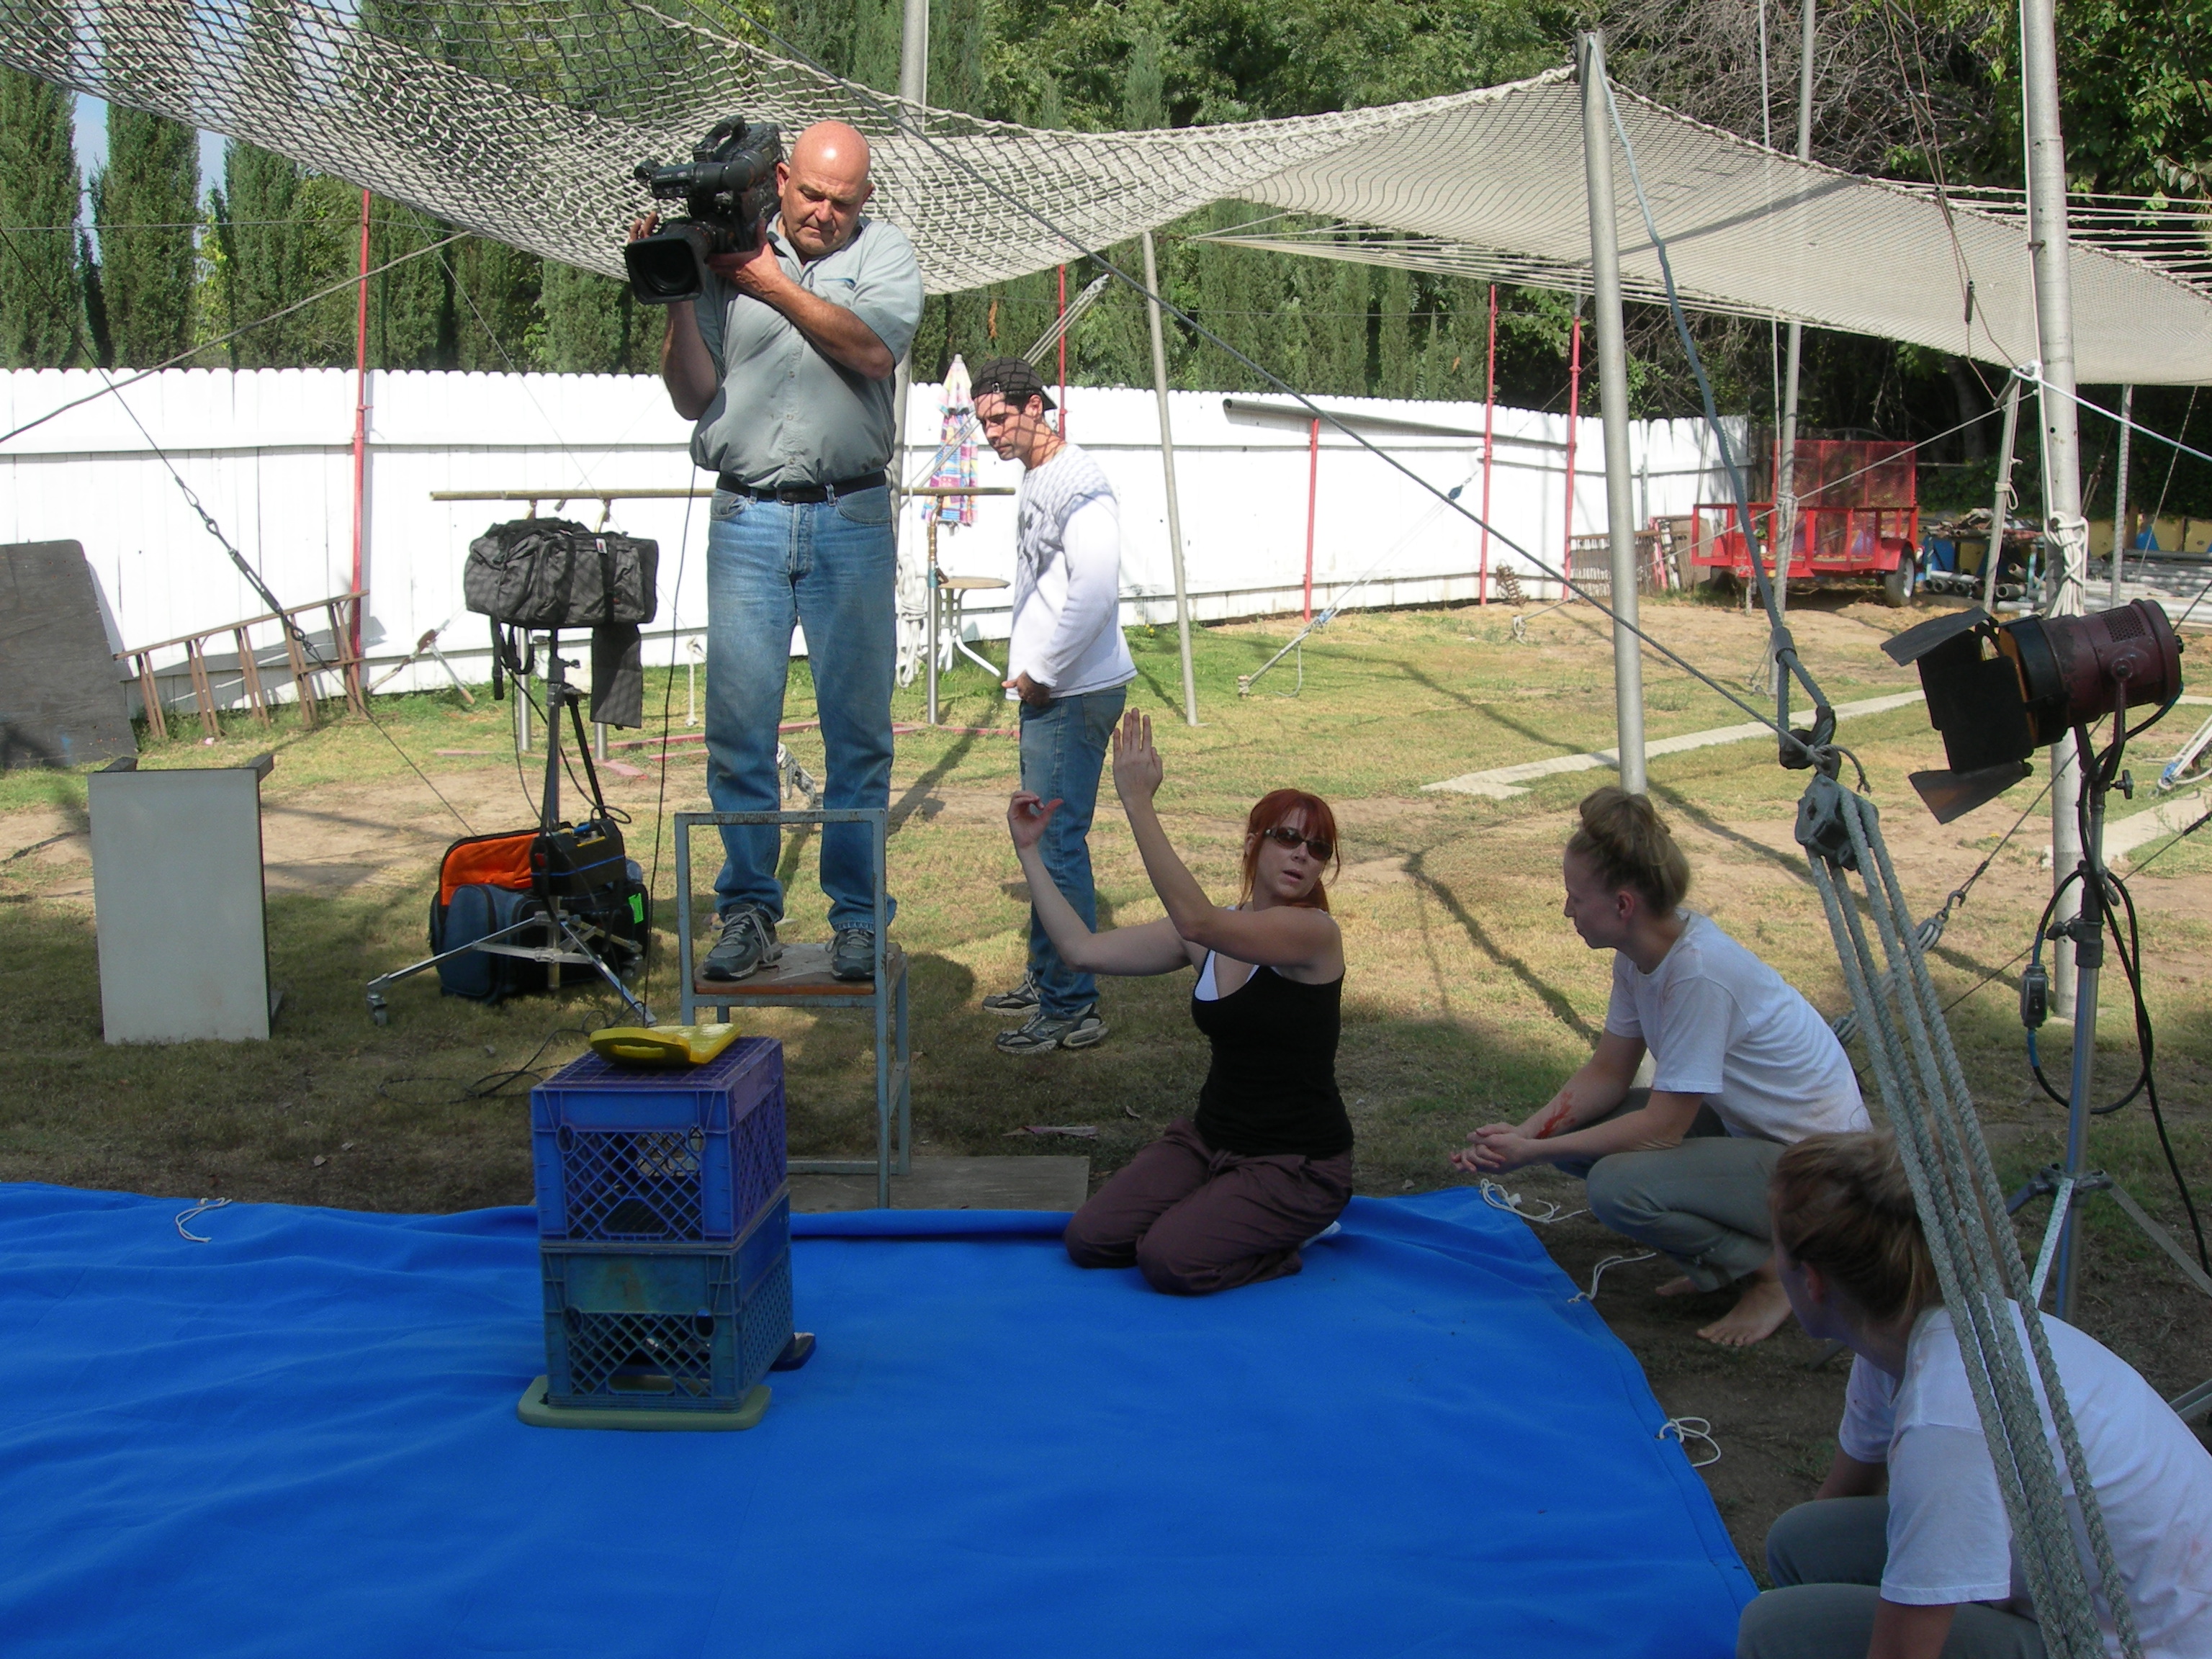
[624,118,783,306]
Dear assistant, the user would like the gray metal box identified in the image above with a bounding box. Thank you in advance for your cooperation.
[89,758,275,1043]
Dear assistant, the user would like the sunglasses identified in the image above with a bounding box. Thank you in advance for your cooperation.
[1260,824,1334,861]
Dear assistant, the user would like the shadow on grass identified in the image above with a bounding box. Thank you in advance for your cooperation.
[1404,848,1597,1044]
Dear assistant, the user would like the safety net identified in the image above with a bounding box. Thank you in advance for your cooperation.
[5,0,2209,382]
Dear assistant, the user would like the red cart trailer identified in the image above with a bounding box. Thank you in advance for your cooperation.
[1687,439,1920,606]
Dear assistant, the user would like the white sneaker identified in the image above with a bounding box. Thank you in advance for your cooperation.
[1303,1220,1343,1247]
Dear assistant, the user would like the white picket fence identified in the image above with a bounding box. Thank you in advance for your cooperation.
[0,367,1736,714]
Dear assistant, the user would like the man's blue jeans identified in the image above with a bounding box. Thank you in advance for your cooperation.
[704,485,896,933]
[1020,684,1128,1017]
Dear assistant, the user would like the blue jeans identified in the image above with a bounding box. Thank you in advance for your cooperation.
[1020,684,1127,1017]
[704,485,896,932]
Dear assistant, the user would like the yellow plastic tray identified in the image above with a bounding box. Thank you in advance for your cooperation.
[588,1022,740,1068]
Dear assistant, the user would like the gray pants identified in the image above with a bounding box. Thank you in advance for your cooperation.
[1739,1498,2046,1659]
[1555,1091,1781,1291]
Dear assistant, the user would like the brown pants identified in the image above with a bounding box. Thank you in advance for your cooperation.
[1064,1118,1355,1295]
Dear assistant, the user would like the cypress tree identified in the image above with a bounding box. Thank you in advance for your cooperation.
[540,260,660,372]
[92,105,199,367]
[220,142,312,367]
[452,237,543,371]
[0,67,84,367]
[368,197,455,368]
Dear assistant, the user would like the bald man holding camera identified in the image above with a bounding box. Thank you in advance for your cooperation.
[635,121,925,985]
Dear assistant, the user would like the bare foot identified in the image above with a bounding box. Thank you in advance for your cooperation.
[1655,1274,1701,1298]
[1696,1276,1794,1347]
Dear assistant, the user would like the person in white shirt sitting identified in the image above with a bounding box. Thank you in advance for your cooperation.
[968,356,1139,1056]
[1453,786,1868,1345]
[1741,1131,2212,1659]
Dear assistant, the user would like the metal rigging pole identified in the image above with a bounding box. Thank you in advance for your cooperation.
[2019,0,2090,1022]
[1581,31,1647,793]
[1773,0,1817,652]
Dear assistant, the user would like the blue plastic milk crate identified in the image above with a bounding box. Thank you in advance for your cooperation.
[541,1195,793,1410]
[531,1038,786,1245]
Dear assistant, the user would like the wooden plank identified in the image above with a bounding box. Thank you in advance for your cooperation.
[234,626,270,726]
[184,638,220,740]
[693,942,905,1001]
[133,652,166,742]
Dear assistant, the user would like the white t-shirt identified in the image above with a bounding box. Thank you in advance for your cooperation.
[1838,1306,2212,1658]
[1604,911,1866,1142]
[1005,443,1137,699]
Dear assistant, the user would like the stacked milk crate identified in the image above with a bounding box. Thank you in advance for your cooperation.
[524,1037,800,1425]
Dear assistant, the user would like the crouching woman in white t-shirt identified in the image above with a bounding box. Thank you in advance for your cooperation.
[1743,1132,2212,1659]
[1453,787,1866,1345]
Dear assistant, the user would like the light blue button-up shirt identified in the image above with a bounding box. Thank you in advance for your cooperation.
[688,214,925,489]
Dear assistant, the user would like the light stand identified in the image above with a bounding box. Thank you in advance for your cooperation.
[2008,720,2212,1420]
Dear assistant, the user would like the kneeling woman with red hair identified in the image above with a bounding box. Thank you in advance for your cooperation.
[1007,710,1352,1295]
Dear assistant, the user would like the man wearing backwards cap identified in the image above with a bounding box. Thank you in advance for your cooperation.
[971,356,1139,1054]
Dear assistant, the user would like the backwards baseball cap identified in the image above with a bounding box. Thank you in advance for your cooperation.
[968,355,1055,410]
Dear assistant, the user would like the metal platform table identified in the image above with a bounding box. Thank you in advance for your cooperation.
[675,808,910,1208]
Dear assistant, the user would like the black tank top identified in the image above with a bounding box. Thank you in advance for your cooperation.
[1190,959,1355,1159]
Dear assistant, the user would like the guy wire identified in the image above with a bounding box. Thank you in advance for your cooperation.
[0,222,476,835]
[706,4,1840,770]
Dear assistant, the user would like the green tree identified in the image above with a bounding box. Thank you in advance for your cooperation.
[92,105,199,367]
[539,259,660,372]
[0,67,84,367]
[216,142,320,367]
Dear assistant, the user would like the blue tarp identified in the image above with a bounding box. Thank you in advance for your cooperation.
[0,1182,1755,1658]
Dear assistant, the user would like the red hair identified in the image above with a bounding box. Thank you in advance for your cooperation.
[1239,789,1341,911]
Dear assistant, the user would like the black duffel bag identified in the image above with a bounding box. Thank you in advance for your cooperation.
[464,517,657,629]
[466,517,660,725]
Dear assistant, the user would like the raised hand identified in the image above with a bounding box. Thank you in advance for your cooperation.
[1110,709,1163,806]
[1006,791,1061,853]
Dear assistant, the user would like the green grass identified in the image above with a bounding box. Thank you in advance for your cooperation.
[2,592,2205,1217]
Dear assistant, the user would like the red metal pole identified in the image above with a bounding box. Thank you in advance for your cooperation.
[1479,283,1496,603]
[1303,416,1320,624]
[1056,264,1067,440]
[349,188,371,659]
[1563,314,1582,584]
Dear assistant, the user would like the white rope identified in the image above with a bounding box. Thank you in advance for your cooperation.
[1479,1180,1591,1226]
[1570,1251,1658,1303]
[173,1198,230,1243]
[1802,776,2140,1659]
[1659,1416,1722,1469]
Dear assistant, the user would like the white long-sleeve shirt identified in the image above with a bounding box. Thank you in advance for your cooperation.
[1005,443,1137,698]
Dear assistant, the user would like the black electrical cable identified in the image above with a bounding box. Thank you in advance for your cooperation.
[2013,720,2209,1274]
[642,490,698,994]
[378,1020,606,1106]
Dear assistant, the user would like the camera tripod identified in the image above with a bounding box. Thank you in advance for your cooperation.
[364,631,651,1025]
[2007,720,2211,1422]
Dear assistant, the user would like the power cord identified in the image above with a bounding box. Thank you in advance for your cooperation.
[377,1020,605,1107]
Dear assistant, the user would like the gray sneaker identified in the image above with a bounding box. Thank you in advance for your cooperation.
[701,907,781,982]
[829,926,876,982]
[981,973,1040,1016]
[994,1004,1107,1054]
